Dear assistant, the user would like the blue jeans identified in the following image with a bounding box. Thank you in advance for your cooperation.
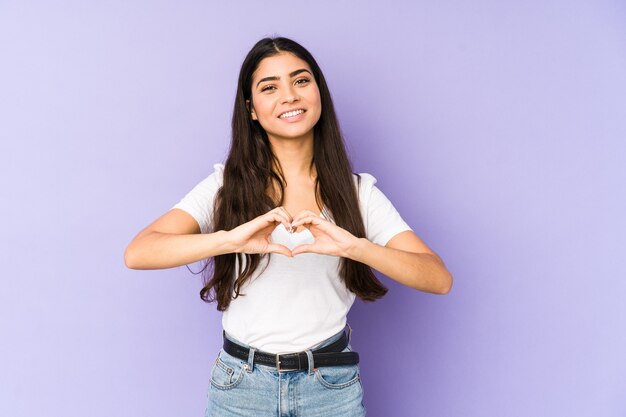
[205,326,367,416]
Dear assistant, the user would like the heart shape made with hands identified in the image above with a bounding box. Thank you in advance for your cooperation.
[266,208,356,258]
[272,209,324,253]
[284,208,326,233]
[271,221,324,257]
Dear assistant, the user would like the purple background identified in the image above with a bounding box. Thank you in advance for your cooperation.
[1,1,625,416]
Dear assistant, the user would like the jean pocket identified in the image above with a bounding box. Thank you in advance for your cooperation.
[313,346,361,389]
[314,363,361,389]
[209,349,246,390]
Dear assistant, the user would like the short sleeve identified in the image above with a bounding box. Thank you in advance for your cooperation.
[171,163,224,234]
[356,173,413,247]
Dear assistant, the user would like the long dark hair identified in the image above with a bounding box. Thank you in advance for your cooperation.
[200,36,387,311]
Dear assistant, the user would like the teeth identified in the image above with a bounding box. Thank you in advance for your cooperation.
[279,109,304,118]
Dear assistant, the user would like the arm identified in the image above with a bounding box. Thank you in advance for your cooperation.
[290,214,453,295]
[346,230,453,294]
[124,208,293,270]
[124,209,233,270]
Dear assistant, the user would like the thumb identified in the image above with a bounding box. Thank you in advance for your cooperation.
[267,243,293,257]
[291,244,315,256]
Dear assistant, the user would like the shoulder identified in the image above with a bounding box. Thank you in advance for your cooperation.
[170,162,225,234]
[176,162,224,198]
[196,162,225,188]
[352,172,378,201]
[352,172,377,184]
[210,162,225,182]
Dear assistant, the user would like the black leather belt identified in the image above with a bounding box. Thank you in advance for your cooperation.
[223,330,359,372]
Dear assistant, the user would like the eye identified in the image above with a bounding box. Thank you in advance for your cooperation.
[296,78,310,85]
[261,85,276,92]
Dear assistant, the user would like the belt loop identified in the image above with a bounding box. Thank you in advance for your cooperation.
[246,347,255,373]
[305,349,315,375]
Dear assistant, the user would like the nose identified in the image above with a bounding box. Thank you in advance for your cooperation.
[280,85,299,104]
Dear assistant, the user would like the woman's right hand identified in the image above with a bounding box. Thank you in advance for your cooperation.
[225,207,293,257]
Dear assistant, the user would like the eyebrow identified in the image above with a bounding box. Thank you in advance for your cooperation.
[255,68,312,88]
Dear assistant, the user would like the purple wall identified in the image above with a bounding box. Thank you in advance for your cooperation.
[2,1,625,416]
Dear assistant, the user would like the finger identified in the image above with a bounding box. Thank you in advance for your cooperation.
[276,207,295,232]
[292,210,320,222]
[291,215,323,229]
[270,209,292,225]
[267,243,293,257]
[262,212,291,231]
[291,243,315,256]
[276,206,293,222]
[268,206,293,224]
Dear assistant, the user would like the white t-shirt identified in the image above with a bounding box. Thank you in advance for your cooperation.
[171,163,412,353]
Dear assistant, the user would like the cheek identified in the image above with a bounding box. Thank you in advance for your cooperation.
[311,90,322,113]
[312,94,323,119]
[254,100,275,121]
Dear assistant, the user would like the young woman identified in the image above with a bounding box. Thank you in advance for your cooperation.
[125,36,452,416]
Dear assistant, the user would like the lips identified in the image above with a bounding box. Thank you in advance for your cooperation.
[278,108,306,119]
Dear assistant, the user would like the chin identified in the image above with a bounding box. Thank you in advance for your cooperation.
[267,126,316,140]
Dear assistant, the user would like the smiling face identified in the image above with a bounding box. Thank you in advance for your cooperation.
[247,52,322,143]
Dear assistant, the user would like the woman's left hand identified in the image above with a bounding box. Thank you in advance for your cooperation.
[289,210,360,258]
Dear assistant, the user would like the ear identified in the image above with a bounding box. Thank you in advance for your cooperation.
[246,99,257,120]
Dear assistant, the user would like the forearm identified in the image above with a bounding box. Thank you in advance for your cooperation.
[347,238,453,294]
[124,230,233,270]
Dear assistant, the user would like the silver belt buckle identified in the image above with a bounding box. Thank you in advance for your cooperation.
[275,352,294,372]
[275,351,299,372]
[275,353,283,371]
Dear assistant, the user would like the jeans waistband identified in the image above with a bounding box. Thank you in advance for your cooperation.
[222,324,357,373]
[223,323,352,354]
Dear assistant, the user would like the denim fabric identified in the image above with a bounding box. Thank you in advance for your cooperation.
[205,327,366,416]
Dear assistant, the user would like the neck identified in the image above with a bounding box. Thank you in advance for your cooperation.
[268,132,316,180]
